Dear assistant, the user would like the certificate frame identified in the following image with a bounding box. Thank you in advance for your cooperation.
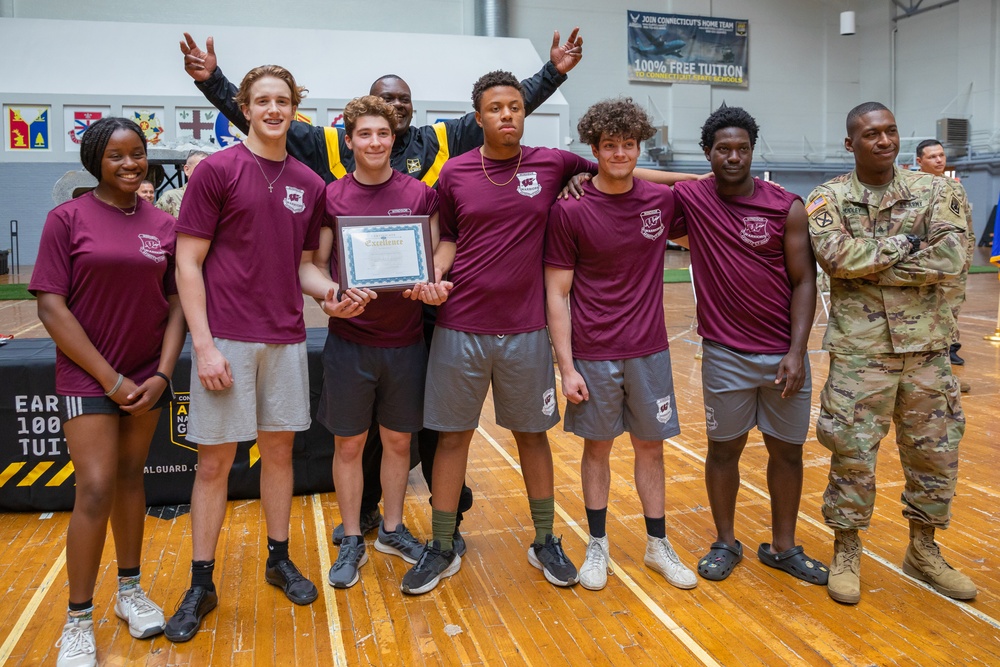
[335,215,433,292]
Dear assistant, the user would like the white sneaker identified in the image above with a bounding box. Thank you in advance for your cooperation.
[645,535,697,590]
[579,535,612,591]
[114,586,165,638]
[56,617,96,667]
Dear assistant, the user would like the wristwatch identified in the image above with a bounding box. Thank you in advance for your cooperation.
[904,234,922,254]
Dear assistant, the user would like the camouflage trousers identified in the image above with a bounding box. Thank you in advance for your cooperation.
[816,350,965,530]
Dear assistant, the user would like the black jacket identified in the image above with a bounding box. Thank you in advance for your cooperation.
[195,62,568,186]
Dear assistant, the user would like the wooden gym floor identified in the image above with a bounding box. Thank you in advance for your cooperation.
[0,254,998,666]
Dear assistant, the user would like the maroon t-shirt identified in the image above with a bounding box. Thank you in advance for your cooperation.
[176,144,325,344]
[545,179,672,361]
[671,177,801,354]
[29,194,177,395]
[325,171,439,348]
[436,146,596,334]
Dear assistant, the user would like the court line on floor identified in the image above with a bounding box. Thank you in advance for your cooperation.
[310,494,349,666]
[662,437,1000,631]
[475,424,721,667]
[0,546,67,663]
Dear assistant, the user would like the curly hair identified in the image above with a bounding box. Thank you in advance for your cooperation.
[471,70,524,112]
[79,117,146,181]
[233,64,307,109]
[577,98,655,147]
[343,95,398,136]
[846,101,891,134]
[699,105,759,150]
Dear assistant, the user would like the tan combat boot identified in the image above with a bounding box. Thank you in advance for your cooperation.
[828,529,861,604]
[902,521,977,600]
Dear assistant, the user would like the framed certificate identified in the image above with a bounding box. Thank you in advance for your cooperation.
[336,215,433,291]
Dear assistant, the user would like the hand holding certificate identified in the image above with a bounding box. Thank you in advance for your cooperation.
[336,216,433,291]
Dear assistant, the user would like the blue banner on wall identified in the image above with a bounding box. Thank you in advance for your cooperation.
[627,10,749,87]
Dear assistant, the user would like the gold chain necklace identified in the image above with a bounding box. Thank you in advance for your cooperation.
[481,146,522,187]
[93,191,138,216]
[247,146,288,193]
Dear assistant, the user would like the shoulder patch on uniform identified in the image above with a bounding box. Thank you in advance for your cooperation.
[950,196,961,216]
[806,195,828,216]
[812,210,834,228]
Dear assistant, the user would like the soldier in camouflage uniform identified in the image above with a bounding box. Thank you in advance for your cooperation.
[807,102,976,605]
[155,150,208,218]
[916,138,976,387]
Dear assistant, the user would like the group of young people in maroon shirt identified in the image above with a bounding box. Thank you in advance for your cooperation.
[33,36,826,665]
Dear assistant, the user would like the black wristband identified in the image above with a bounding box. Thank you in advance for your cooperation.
[153,371,171,384]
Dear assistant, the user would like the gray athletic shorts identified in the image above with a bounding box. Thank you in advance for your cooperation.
[701,340,812,445]
[188,338,310,445]
[563,349,681,441]
[316,334,426,436]
[424,327,559,433]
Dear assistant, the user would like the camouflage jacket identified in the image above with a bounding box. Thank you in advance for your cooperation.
[155,185,186,218]
[807,167,967,354]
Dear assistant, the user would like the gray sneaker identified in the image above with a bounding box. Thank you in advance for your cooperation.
[328,536,368,588]
[374,522,424,564]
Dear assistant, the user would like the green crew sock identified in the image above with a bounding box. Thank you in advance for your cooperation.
[529,496,555,545]
[432,508,457,551]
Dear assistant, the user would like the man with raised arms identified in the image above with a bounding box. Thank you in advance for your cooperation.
[166,65,326,642]
[544,97,698,592]
[668,106,827,586]
[179,30,584,186]
[298,95,446,588]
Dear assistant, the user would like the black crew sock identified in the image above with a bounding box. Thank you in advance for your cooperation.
[644,515,666,539]
[68,598,94,613]
[267,537,289,566]
[191,559,216,591]
[586,507,608,539]
[117,566,141,579]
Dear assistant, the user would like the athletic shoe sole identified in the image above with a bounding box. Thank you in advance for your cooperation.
[400,554,462,595]
[114,606,165,639]
[328,551,369,589]
[374,538,420,564]
[527,548,578,587]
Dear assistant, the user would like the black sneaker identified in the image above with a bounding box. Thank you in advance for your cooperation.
[528,534,578,587]
[452,529,467,558]
[265,558,318,605]
[163,586,218,643]
[332,507,382,545]
[400,541,461,595]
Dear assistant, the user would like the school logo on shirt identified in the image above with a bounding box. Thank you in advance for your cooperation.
[740,216,770,247]
[655,396,673,424]
[406,158,421,173]
[388,208,412,216]
[516,172,541,198]
[705,406,718,431]
[283,186,306,214]
[138,234,166,263]
[640,209,664,240]
[541,388,556,416]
